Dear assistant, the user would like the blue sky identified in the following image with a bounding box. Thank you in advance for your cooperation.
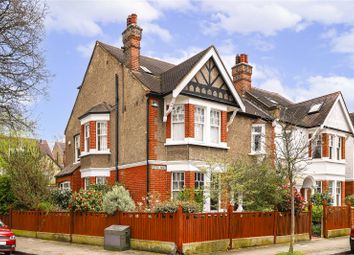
[34,0,354,143]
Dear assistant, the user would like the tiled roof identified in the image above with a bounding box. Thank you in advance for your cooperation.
[55,163,80,178]
[38,140,54,159]
[78,102,111,119]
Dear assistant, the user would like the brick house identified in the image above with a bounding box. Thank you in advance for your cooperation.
[56,13,354,208]
[52,141,65,169]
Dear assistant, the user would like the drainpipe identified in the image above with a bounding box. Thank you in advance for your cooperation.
[146,95,150,198]
[115,74,119,183]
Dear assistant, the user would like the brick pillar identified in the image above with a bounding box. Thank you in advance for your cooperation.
[148,98,158,160]
[185,104,195,138]
[346,181,354,196]
[322,180,329,193]
[342,181,346,206]
[80,125,84,152]
[221,111,227,142]
[166,112,171,139]
[342,137,346,160]
[184,171,195,189]
[322,133,329,157]
[89,121,96,149]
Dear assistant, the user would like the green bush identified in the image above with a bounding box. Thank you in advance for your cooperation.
[311,192,333,206]
[176,188,204,212]
[102,185,135,215]
[312,205,323,224]
[277,188,305,213]
[70,189,103,212]
[0,175,14,214]
[37,201,56,212]
[312,223,321,236]
[88,183,111,193]
[153,200,202,213]
[50,188,72,210]
[345,194,354,205]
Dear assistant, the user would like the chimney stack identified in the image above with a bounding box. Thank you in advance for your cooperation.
[231,53,253,96]
[122,13,142,71]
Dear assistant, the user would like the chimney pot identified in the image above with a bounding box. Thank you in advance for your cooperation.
[130,13,137,24]
[127,15,132,26]
[231,53,252,96]
[240,53,248,63]
[235,54,240,64]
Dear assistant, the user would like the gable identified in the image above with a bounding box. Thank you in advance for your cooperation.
[181,58,236,105]
[324,98,353,132]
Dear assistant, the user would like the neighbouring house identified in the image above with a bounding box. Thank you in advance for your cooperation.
[52,141,65,169]
[56,13,354,209]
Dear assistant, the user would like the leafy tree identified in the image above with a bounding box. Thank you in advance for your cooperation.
[0,0,49,132]
[0,139,55,209]
[0,175,14,214]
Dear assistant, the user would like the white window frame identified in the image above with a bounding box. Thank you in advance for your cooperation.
[312,134,322,159]
[194,106,206,142]
[315,181,322,193]
[210,109,221,144]
[336,181,341,206]
[96,121,108,152]
[209,173,220,211]
[84,177,90,190]
[251,124,265,154]
[84,123,90,152]
[59,181,71,190]
[74,134,81,163]
[96,176,106,185]
[329,135,334,159]
[171,105,185,141]
[328,180,334,201]
[195,172,204,189]
[336,136,342,160]
[171,172,185,199]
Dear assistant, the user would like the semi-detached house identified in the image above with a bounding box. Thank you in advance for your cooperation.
[56,13,354,210]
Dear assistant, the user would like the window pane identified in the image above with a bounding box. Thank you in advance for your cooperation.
[194,107,205,142]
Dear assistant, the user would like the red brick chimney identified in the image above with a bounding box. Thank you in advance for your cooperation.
[231,53,253,96]
[122,13,142,71]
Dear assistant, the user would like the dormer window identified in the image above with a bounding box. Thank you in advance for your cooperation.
[308,103,323,114]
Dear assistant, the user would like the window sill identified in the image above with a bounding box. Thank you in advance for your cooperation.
[165,140,229,150]
[80,150,111,158]
[248,152,266,156]
[309,158,346,164]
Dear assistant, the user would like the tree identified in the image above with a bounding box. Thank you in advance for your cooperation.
[0,138,55,209]
[0,0,48,132]
[274,117,309,253]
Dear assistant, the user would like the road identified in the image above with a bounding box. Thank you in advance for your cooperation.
[2,236,353,255]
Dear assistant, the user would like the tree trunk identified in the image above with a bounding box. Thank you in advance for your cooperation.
[289,182,295,253]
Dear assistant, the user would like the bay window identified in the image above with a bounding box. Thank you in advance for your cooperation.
[195,172,204,189]
[194,107,205,142]
[172,105,185,141]
[97,121,108,151]
[315,181,322,193]
[84,123,90,152]
[59,181,71,190]
[84,177,90,190]
[210,109,220,144]
[96,176,106,185]
[172,172,185,199]
[74,134,80,162]
[328,180,334,198]
[336,181,341,205]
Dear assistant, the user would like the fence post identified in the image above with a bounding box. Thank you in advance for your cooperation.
[308,201,312,240]
[69,210,74,243]
[347,201,352,229]
[227,203,233,250]
[273,210,278,244]
[322,200,327,238]
[176,205,183,254]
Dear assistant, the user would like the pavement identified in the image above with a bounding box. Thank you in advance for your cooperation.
[3,236,353,255]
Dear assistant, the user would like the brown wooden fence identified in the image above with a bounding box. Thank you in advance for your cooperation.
[0,205,312,253]
[323,202,352,238]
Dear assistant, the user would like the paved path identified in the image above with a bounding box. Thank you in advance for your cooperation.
[222,237,352,255]
[12,237,162,255]
[6,236,353,255]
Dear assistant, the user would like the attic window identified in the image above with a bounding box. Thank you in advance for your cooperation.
[308,103,323,114]
[141,66,152,74]
[270,99,277,104]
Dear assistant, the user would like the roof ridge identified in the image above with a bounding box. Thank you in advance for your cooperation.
[252,87,293,103]
[290,91,340,106]
[244,98,274,119]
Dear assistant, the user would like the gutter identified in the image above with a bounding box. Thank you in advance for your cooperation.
[146,95,150,196]
[115,74,119,183]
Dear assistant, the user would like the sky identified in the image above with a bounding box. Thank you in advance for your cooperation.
[33,0,354,142]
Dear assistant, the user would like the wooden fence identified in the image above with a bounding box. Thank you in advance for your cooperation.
[0,205,312,253]
[323,202,352,238]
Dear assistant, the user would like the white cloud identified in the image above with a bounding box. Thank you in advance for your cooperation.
[331,29,354,54]
[142,23,172,42]
[76,41,95,58]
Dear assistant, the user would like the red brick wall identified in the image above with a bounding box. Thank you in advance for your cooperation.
[148,98,158,160]
[89,121,96,149]
[342,137,346,160]
[118,165,147,203]
[322,180,329,193]
[221,111,227,143]
[322,133,329,157]
[166,113,171,139]
[345,181,354,197]
[149,167,171,201]
[56,167,82,193]
[341,181,346,206]
[184,171,195,189]
[80,125,84,152]
[185,104,195,138]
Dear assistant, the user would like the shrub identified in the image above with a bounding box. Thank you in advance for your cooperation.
[153,200,202,213]
[312,205,323,224]
[176,188,204,212]
[311,192,333,206]
[277,188,305,213]
[0,175,14,214]
[102,185,135,215]
[37,201,56,212]
[88,183,111,194]
[50,188,72,210]
[70,189,103,212]
[345,194,354,205]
